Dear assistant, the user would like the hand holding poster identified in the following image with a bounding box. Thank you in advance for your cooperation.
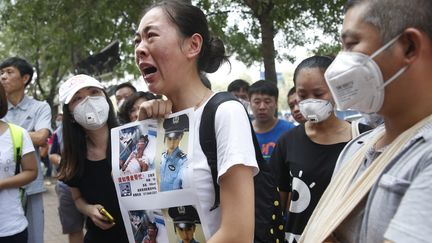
[111,109,207,243]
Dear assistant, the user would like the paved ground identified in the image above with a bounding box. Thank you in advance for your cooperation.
[43,179,68,243]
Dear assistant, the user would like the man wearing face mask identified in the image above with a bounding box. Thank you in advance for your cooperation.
[269,56,371,243]
[300,1,432,243]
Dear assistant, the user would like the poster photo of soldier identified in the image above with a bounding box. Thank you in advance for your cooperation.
[158,114,190,192]
[165,205,205,243]
[128,209,168,243]
[118,123,158,175]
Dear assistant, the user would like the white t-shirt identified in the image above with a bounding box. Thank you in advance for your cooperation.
[0,125,35,236]
[182,98,259,238]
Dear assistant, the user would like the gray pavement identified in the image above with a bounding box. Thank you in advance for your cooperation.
[43,179,68,243]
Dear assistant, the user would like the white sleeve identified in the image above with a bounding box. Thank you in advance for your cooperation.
[22,129,35,156]
[214,100,259,182]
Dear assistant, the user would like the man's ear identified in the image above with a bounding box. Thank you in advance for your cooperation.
[185,33,203,59]
[401,28,422,64]
[22,74,30,86]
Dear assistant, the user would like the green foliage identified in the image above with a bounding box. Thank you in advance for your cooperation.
[0,0,148,105]
[0,0,345,106]
[199,0,345,67]
[313,42,341,57]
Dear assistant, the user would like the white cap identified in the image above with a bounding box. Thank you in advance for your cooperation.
[59,74,104,104]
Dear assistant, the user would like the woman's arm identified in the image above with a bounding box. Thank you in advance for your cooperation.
[70,187,115,230]
[0,152,37,190]
[208,164,255,243]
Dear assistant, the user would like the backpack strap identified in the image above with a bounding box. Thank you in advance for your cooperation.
[199,92,264,211]
[8,123,23,175]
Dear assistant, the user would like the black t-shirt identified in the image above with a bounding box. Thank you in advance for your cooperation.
[269,123,370,242]
[64,158,128,243]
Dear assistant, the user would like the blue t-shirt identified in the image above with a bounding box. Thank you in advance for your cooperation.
[256,119,294,161]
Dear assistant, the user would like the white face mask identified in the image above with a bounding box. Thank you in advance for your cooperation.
[73,96,109,130]
[299,98,334,123]
[55,120,62,128]
[324,34,407,114]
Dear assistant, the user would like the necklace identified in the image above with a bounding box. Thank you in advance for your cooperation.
[195,90,211,109]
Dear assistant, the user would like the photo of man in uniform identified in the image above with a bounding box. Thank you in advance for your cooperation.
[168,206,200,243]
[160,114,188,192]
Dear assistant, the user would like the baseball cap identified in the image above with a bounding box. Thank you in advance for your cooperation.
[59,74,104,104]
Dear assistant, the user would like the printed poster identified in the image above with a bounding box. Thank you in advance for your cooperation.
[111,109,207,243]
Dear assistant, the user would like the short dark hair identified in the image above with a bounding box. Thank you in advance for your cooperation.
[227,79,249,93]
[248,80,278,100]
[118,91,158,124]
[293,56,334,86]
[115,82,137,93]
[144,0,229,73]
[0,57,34,86]
[0,83,7,118]
[344,0,432,42]
[287,87,296,98]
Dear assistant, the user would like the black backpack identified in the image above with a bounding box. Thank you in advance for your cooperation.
[199,92,285,243]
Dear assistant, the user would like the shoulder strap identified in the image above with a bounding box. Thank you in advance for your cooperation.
[199,92,264,211]
[8,123,24,175]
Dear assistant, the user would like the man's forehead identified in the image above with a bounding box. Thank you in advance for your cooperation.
[251,93,275,99]
[341,3,370,35]
[287,94,297,102]
[0,66,16,72]
[116,86,134,94]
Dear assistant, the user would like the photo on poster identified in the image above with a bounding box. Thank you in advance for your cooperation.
[128,209,168,243]
[156,113,190,192]
[119,123,157,175]
[164,205,205,243]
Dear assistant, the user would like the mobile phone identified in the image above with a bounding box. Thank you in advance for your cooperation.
[99,207,115,223]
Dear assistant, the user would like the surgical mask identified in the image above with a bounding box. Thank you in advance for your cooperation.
[55,120,62,128]
[324,34,408,114]
[73,96,109,130]
[299,98,333,123]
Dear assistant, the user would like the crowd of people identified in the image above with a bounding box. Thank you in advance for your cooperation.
[0,0,431,242]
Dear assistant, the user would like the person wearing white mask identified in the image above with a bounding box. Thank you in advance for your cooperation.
[57,74,128,243]
[301,0,432,243]
[269,56,370,243]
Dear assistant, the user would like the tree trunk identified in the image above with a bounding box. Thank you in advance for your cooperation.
[259,15,277,85]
